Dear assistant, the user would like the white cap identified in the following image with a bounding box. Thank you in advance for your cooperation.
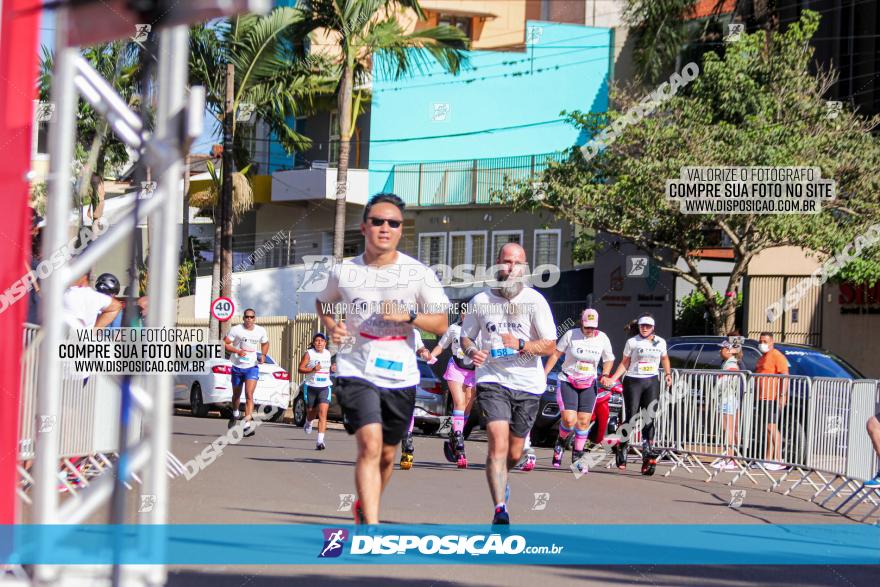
[637,316,655,327]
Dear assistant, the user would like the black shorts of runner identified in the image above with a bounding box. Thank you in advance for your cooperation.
[335,377,416,446]
[558,380,598,414]
[758,400,780,425]
[477,382,541,438]
[304,384,332,409]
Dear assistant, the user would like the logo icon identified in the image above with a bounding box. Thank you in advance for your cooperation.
[132,24,152,42]
[38,415,56,433]
[337,494,356,512]
[319,528,348,558]
[298,255,334,293]
[139,181,157,200]
[531,492,550,511]
[627,256,648,278]
[35,102,55,122]
[430,103,451,123]
[826,100,842,120]
[138,494,157,513]
[237,103,256,123]
[728,489,746,509]
[724,23,744,43]
[436,416,453,437]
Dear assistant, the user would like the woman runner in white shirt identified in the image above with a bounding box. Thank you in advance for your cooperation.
[544,309,614,470]
[298,333,336,450]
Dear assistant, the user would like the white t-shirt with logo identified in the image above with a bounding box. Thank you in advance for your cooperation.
[226,324,269,369]
[556,328,614,384]
[623,334,668,378]
[461,287,556,395]
[317,252,450,389]
[62,286,112,330]
[304,348,332,387]
[437,323,475,368]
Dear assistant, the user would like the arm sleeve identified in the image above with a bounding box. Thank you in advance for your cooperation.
[316,264,341,304]
[601,334,615,362]
[555,329,571,353]
[622,338,634,360]
[532,296,557,340]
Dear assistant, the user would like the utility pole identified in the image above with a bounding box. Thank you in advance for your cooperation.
[220,61,234,339]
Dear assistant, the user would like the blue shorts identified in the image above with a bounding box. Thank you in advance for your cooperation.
[304,384,332,409]
[231,365,260,387]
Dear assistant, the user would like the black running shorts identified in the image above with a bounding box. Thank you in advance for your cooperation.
[557,380,598,414]
[335,377,416,446]
[477,382,541,438]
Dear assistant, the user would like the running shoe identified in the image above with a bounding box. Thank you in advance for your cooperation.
[516,448,536,471]
[316,442,326,451]
[765,463,787,472]
[492,505,510,525]
[615,444,627,470]
[710,458,724,469]
[864,472,880,488]
[552,441,564,469]
[522,452,536,472]
[304,421,313,434]
[243,420,255,438]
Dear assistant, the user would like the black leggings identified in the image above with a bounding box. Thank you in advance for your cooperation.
[622,376,661,445]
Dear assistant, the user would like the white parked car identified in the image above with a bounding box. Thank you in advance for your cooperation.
[173,353,290,421]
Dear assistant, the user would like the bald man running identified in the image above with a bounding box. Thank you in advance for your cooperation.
[460,243,557,525]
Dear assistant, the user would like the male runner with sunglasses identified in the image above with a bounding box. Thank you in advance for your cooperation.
[224,309,269,437]
[317,193,449,524]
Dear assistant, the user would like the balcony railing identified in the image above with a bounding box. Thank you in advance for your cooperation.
[382,152,567,207]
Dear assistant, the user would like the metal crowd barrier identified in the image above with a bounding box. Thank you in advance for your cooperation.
[17,324,146,504]
[628,369,880,523]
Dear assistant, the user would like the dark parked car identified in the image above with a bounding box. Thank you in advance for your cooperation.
[530,356,624,447]
[292,359,449,435]
[665,336,864,463]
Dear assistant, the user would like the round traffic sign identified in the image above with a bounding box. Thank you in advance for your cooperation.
[211,297,235,322]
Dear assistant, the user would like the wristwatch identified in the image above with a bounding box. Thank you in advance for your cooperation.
[518,338,526,351]
[407,309,418,324]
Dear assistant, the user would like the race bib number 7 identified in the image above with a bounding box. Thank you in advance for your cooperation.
[365,346,409,381]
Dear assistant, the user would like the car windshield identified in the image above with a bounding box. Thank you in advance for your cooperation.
[778,347,862,379]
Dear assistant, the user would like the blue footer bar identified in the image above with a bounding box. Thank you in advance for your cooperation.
[1,524,878,565]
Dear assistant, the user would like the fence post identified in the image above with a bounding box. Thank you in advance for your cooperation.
[471,159,478,204]
[417,164,423,207]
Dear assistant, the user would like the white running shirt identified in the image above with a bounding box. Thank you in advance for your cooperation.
[318,252,449,389]
[304,348,332,387]
[437,323,474,367]
[226,324,269,369]
[622,334,668,378]
[461,287,556,395]
[556,328,614,384]
[62,286,112,330]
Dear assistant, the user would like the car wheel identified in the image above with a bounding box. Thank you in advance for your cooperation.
[190,383,209,418]
[420,423,440,436]
[292,395,306,427]
[268,407,284,423]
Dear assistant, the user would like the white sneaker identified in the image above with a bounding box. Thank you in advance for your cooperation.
[710,459,723,469]
[766,463,787,471]
[304,421,313,434]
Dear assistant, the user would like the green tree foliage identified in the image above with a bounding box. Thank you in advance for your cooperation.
[509,11,880,335]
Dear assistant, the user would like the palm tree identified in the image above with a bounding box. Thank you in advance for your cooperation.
[301,0,470,260]
[189,7,335,336]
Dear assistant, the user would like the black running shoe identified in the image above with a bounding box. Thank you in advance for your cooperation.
[316,442,326,450]
[492,506,510,525]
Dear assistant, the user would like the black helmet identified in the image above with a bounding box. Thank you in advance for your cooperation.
[95,273,120,295]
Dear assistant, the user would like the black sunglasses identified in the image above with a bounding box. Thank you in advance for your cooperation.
[244,315,256,319]
[367,217,402,229]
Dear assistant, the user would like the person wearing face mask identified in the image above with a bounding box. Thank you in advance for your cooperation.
[608,314,672,476]
[755,332,790,471]
[543,308,614,470]
[460,242,557,525]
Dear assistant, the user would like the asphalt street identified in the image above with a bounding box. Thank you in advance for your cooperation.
[166,412,877,586]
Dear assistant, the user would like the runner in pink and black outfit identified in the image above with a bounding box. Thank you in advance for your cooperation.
[543,309,614,470]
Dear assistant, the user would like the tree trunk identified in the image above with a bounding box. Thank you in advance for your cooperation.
[219,62,235,340]
[182,154,191,263]
[209,208,222,338]
[332,62,354,261]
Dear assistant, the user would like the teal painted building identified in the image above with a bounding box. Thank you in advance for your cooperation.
[368,21,612,203]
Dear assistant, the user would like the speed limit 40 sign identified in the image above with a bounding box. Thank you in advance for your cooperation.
[211,297,235,322]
